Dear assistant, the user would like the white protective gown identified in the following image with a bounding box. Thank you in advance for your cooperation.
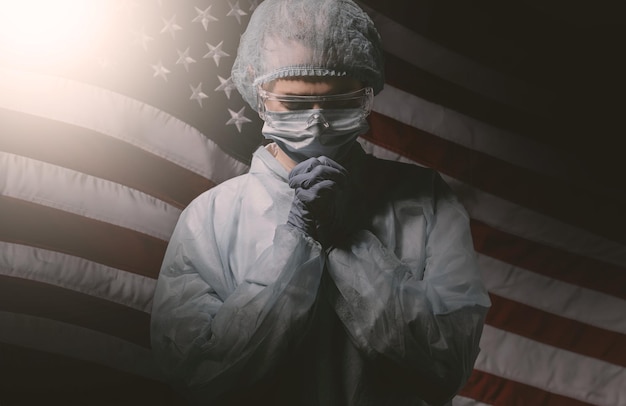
[151,144,491,406]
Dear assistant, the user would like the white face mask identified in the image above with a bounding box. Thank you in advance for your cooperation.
[261,108,369,163]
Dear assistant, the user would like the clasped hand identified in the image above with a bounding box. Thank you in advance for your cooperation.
[287,156,350,248]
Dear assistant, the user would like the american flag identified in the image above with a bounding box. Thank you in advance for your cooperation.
[1,0,624,405]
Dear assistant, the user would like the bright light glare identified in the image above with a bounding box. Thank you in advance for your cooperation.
[0,0,106,65]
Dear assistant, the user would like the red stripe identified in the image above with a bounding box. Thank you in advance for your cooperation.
[0,343,186,405]
[471,219,626,300]
[0,195,167,278]
[364,112,626,243]
[0,275,150,348]
[459,369,594,406]
[486,294,626,367]
[0,107,214,209]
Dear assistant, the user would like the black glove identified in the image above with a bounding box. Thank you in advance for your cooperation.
[287,156,349,247]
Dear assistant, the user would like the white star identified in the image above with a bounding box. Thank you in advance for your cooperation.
[161,15,183,39]
[227,0,247,24]
[132,27,153,51]
[193,6,218,31]
[203,41,229,67]
[190,83,209,107]
[226,107,252,133]
[215,75,237,99]
[176,48,196,72]
[151,61,170,81]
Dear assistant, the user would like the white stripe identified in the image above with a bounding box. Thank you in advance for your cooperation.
[372,85,587,186]
[0,66,249,185]
[358,2,557,116]
[452,396,491,406]
[0,311,163,381]
[1,151,181,242]
[476,325,626,406]
[358,139,626,269]
[0,241,156,313]
[479,254,626,335]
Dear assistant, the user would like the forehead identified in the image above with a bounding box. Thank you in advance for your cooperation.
[266,76,363,95]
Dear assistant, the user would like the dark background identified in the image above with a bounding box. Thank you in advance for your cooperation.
[362,0,624,196]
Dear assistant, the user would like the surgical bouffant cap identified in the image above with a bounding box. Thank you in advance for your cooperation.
[232,0,384,110]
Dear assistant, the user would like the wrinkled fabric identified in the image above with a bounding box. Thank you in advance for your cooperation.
[232,0,385,110]
[151,144,491,406]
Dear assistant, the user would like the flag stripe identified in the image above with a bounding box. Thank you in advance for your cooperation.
[476,325,626,406]
[0,343,182,405]
[472,219,626,300]
[486,293,626,367]
[0,311,160,381]
[364,112,626,243]
[359,138,626,268]
[0,107,214,209]
[0,67,249,185]
[479,254,626,335]
[0,242,155,313]
[1,152,181,241]
[0,275,150,348]
[0,196,166,279]
[459,370,594,406]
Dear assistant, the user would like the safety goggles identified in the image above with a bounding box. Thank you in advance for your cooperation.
[257,87,374,120]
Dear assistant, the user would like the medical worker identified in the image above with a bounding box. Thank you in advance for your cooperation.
[151,0,491,405]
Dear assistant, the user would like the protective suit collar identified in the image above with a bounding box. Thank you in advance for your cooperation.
[251,144,291,182]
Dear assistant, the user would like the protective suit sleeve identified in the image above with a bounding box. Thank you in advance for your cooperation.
[150,192,324,404]
[326,172,491,406]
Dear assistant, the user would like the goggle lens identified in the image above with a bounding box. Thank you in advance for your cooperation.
[257,87,373,119]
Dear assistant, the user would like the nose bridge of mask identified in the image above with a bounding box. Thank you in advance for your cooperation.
[306,111,330,130]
